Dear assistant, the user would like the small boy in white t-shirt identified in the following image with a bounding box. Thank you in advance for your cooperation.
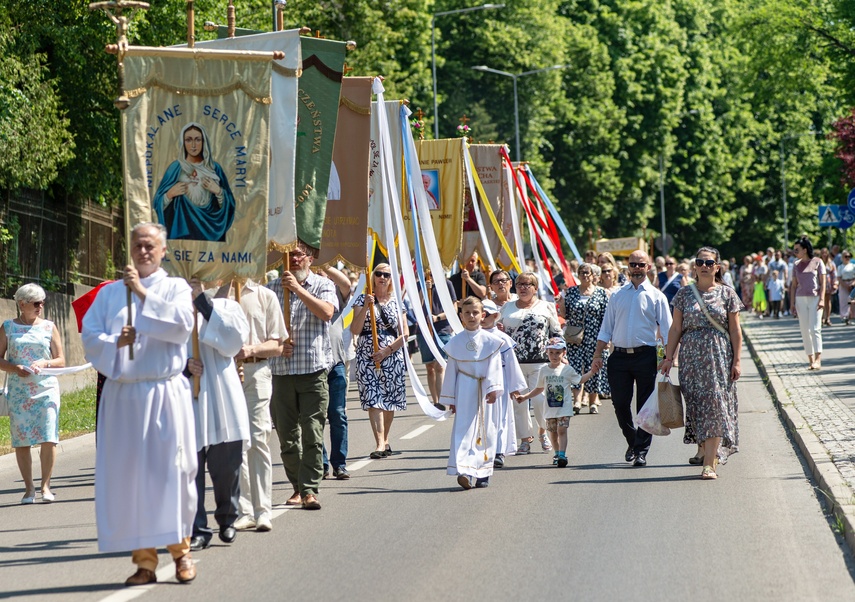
[768,269,784,318]
[515,338,594,467]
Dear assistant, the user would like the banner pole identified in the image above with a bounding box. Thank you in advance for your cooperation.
[192,308,201,397]
[234,279,244,383]
[366,261,380,371]
[283,253,291,344]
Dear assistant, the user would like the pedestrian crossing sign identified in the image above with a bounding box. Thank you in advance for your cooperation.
[818,204,841,227]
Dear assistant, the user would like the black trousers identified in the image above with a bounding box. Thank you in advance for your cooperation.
[607,347,657,454]
[193,440,243,542]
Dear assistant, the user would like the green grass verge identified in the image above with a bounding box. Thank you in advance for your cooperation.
[0,385,97,455]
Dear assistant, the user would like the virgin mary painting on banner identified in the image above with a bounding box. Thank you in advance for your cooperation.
[154,122,235,242]
[121,55,272,282]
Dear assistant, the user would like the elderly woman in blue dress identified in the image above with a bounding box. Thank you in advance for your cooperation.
[0,284,66,503]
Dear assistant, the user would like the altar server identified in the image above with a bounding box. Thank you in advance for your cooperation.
[441,297,504,490]
[480,300,526,467]
[82,222,198,587]
[185,280,251,551]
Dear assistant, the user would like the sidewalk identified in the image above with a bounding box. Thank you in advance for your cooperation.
[742,313,855,553]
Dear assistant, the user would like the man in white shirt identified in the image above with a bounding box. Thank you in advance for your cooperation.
[591,250,672,467]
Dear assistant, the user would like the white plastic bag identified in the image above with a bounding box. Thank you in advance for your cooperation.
[635,374,671,436]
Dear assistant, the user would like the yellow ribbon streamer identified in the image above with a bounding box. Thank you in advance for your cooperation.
[467,153,522,273]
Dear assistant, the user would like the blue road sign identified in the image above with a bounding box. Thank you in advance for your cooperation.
[819,204,841,227]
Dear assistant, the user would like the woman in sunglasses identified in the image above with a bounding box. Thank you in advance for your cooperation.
[658,247,743,479]
[791,236,827,370]
[351,264,409,458]
[0,283,66,503]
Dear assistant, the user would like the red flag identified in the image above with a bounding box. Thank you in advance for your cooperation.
[71,281,114,333]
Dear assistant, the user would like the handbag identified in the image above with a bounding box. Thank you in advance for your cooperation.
[658,374,683,428]
[563,294,590,346]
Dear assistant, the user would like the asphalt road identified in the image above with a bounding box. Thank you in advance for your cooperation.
[2,342,854,601]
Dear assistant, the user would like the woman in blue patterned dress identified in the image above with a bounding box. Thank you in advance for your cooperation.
[658,247,743,480]
[0,284,66,503]
[563,263,610,414]
[350,264,408,459]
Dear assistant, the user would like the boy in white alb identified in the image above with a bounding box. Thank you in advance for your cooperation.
[441,297,505,489]
[517,338,593,467]
[480,299,526,468]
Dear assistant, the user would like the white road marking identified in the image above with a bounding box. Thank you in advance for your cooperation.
[347,459,374,471]
[400,424,434,440]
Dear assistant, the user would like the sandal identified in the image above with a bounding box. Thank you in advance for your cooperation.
[701,465,718,480]
[688,453,704,466]
[369,450,384,459]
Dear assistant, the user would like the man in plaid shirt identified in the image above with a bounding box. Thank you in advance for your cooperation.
[267,243,338,510]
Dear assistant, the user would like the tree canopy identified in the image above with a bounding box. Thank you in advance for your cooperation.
[2,0,854,257]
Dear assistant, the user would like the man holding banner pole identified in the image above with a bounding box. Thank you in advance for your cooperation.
[268,243,338,510]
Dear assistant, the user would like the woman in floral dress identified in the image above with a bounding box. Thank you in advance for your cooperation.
[563,263,610,414]
[659,247,743,480]
[0,283,65,503]
[351,264,408,458]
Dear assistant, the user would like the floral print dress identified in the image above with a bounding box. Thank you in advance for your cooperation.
[4,320,60,447]
[353,295,407,411]
[672,286,743,459]
[563,286,610,394]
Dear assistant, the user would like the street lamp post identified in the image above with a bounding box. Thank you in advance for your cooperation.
[471,64,570,161]
[431,4,504,140]
[780,131,822,251]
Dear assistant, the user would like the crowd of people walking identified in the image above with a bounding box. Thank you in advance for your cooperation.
[4,224,852,587]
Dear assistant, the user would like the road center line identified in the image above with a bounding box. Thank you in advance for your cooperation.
[400,424,434,440]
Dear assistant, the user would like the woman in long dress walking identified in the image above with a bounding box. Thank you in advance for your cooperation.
[658,247,743,479]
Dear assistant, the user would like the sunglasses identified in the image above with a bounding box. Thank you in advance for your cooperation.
[695,259,717,267]
[375,272,391,279]
[628,262,646,269]
[491,278,510,285]
[665,262,675,266]
[32,301,45,308]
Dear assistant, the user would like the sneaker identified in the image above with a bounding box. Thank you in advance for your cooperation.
[233,515,257,531]
[590,405,598,414]
[557,456,568,468]
[493,454,504,468]
[256,515,273,532]
[457,474,472,490]
[539,433,553,451]
[475,477,490,488]
[552,454,559,465]
[517,440,531,455]
[573,406,581,415]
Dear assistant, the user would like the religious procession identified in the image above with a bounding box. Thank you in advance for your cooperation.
[4,1,855,599]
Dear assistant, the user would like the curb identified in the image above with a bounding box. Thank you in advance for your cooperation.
[742,326,855,555]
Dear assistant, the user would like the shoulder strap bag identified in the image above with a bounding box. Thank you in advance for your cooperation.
[563,292,590,346]
[688,283,729,337]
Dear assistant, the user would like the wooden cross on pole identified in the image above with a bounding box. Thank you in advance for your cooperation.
[415,108,425,120]
[459,114,471,126]
[314,30,325,38]
[343,62,354,76]
[88,0,151,110]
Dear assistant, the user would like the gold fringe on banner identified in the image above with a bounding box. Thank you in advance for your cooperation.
[340,95,370,115]
[126,78,272,105]
[272,63,302,78]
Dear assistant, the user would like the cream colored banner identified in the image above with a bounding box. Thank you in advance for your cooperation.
[368,100,405,258]
[464,144,507,266]
[123,55,271,282]
[412,139,466,270]
[194,30,301,255]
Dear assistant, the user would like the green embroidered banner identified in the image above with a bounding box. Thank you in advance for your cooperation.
[294,37,347,255]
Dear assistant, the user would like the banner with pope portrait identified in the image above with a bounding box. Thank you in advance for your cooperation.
[121,55,272,282]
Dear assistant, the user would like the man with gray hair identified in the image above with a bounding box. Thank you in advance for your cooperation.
[82,222,198,586]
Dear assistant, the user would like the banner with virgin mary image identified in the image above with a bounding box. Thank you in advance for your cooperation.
[121,55,272,282]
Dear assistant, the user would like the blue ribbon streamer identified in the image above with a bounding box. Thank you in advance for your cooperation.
[526,166,583,262]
